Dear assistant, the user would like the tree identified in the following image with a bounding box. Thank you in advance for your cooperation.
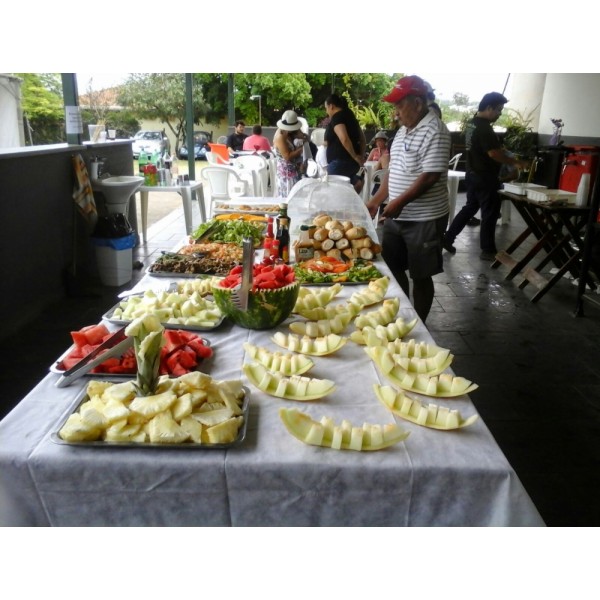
[117,73,210,153]
[15,73,65,145]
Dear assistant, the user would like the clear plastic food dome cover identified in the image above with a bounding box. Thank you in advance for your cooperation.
[286,178,379,244]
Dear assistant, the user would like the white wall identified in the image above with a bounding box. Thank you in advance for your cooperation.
[510,73,600,139]
[538,73,600,138]
[0,74,24,147]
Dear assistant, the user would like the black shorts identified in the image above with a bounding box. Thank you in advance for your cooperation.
[382,215,448,279]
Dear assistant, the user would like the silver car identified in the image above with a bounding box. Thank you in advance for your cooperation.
[131,130,171,159]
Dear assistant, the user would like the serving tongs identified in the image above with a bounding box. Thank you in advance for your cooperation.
[231,237,254,310]
[55,325,134,388]
[192,220,220,244]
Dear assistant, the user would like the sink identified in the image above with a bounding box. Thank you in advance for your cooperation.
[94,176,144,214]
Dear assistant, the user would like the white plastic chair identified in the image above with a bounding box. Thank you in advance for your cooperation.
[200,166,252,218]
[232,154,269,196]
[217,135,228,145]
[449,153,462,171]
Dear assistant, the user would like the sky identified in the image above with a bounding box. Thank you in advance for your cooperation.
[75,72,513,104]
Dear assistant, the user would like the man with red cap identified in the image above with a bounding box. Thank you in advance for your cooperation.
[367,75,451,322]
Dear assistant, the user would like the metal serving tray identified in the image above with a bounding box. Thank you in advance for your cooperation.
[50,338,212,377]
[51,385,250,449]
[103,300,225,332]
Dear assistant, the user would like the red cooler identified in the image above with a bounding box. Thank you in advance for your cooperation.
[559,145,600,203]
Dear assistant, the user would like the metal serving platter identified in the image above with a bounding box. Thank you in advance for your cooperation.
[103,299,225,332]
[50,337,212,377]
[51,385,250,450]
[213,198,282,216]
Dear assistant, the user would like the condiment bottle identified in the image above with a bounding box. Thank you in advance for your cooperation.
[276,217,290,264]
[276,203,289,238]
[263,215,275,263]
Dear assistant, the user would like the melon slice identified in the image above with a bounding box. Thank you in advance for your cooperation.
[297,302,360,321]
[243,363,335,401]
[365,346,453,376]
[354,298,400,329]
[293,284,343,312]
[243,342,314,376]
[350,317,418,345]
[385,339,447,359]
[373,384,479,430]
[289,312,352,337]
[366,347,478,398]
[279,407,409,451]
[271,332,347,356]
[348,277,390,308]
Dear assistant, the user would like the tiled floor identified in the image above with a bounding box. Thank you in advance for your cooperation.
[2,193,600,526]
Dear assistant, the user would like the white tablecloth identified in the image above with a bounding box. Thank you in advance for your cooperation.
[0,264,544,526]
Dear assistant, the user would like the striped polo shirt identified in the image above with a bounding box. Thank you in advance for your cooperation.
[388,111,451,222]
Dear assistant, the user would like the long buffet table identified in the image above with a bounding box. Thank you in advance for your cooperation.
[0,261,544,526]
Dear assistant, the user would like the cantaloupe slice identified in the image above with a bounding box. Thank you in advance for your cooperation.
[243,342,314,376]
[271,332,347,356]
[373,384,478,430]
[243,363,335,401]
[279,407,409,451]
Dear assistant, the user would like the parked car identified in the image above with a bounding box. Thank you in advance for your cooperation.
[131,130,171,159]
[178,130,213,160]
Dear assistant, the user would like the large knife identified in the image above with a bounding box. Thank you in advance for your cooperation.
[238,237,254,311]
[55,325,133,388]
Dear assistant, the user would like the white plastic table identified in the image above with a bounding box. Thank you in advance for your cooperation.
[138,181,205,243]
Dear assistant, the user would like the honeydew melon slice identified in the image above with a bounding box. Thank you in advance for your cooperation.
[243,342,314,376]
[243,363,335,401]
[289,312,352,337]
[271,332,347,356]
[297,302,360,321]
[279,407,409,451]
[373,384,479,430]
[390,349,454,376]
[367,348,478,397]
[350,318,418,345]
[354,298,400,329]
[386,339,447,358]
[294,284,343,312]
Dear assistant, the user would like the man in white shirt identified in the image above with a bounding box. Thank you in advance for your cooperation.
[367,76,451,322]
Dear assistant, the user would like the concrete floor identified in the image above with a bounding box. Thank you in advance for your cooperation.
[2,191,600,526]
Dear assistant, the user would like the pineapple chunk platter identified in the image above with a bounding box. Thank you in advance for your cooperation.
[53,315,249,448]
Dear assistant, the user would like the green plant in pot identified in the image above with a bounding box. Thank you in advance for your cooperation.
[501,107,538,182]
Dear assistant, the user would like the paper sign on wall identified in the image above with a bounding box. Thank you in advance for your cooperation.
[65,106,83,134]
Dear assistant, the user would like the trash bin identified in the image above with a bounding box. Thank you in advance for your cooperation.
[532,146,570,189]
[92,233,136,286]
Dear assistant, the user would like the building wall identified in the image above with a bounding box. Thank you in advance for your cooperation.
[510,73,600,144]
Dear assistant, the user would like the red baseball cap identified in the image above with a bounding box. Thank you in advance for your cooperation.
[383,76,429,104]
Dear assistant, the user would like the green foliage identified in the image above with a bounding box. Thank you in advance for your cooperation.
[14,73,65,145]
[500,106,538,158]
[118,74,210,152]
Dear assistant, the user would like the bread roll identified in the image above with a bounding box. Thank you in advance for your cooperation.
[313,214,331,227]
[313,227,329,241]
[325,219,343,231]
[327,228,344,241]
[345,226,367,240]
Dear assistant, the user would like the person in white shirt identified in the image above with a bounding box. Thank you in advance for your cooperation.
[367,76,451,322]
